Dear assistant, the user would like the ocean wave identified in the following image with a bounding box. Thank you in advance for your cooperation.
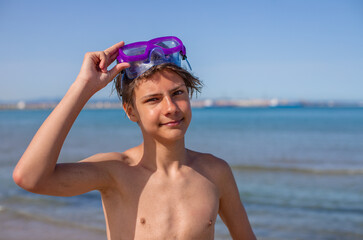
[247,200,363,216]
[231,164,363,175]
[0,206,105,233]
[3,194,69,207]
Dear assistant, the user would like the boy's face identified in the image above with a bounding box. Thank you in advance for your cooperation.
[126,70,192,142]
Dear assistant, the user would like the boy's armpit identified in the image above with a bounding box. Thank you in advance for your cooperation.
[79,152,136,194]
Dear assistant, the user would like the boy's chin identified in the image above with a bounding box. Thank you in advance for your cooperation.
[153,129,187,143]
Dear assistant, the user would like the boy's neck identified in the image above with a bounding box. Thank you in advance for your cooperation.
[140,138,188,175]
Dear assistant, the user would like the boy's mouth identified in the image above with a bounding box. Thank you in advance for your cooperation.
[160,118,184,127]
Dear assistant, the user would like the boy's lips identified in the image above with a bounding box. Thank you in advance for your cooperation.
[160,118,184,126]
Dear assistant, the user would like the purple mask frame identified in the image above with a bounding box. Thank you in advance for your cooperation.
[117,36,187,63]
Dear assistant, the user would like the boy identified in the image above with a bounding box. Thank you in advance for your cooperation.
[13,38,256,240]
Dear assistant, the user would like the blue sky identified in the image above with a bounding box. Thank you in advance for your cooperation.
[0,0,362,102]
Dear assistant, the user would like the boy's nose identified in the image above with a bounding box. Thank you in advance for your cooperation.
[162,96,178,115]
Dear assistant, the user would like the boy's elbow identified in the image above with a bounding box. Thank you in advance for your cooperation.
[13,165,41,193]
[13,166,29,190]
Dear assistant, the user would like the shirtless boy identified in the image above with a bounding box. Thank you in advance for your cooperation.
[13,37,256,240]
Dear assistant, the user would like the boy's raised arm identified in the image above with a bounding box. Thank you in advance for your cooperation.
[13,42,130,196]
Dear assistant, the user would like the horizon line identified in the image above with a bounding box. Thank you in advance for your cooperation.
[1,98,363,110]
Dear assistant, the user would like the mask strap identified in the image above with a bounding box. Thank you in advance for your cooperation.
[184,57,192,71]
[181,52,192,71]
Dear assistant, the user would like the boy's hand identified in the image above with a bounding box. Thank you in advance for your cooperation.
[76,41,130,94]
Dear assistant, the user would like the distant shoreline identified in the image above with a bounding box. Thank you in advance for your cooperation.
[1,98,363,110]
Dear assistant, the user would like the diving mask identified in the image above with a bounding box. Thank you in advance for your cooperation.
[117,36,192,79]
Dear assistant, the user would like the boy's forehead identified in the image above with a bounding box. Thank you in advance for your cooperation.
[135,71,185,94]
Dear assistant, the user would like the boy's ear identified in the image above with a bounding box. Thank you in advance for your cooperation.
[123,103,138,122]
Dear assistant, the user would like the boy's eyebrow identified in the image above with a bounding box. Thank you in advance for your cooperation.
[141,84,186,100]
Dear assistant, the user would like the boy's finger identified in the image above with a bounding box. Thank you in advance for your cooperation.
[105,50,120,67]
[107,62,130,81]
[98,52,108,73]
[104,41,125,57]
[103,41,125,68]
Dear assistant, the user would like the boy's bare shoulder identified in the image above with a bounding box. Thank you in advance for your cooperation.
[188,149,230,169]
[187,149,232,182]
[187,149,236,198]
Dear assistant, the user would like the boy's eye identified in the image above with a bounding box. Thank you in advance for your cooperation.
[173,90,184,96]
[145,98,158,103]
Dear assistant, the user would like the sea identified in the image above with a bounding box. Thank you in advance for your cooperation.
[0,107,362,240]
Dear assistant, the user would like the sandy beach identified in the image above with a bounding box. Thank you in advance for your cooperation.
[0,209,106,240]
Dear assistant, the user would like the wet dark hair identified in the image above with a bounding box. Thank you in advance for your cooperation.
[113,63,203,107]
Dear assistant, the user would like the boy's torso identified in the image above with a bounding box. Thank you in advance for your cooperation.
[99,148,221,240]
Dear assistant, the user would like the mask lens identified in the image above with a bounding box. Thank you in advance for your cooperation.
[123,45,147,56]
[155,40,179,49]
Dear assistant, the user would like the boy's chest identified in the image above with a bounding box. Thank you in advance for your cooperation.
[133,172,219,239]
[104,169,220,239]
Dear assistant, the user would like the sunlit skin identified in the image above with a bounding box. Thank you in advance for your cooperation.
[109,71,219,239]
[13,41,256,240]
